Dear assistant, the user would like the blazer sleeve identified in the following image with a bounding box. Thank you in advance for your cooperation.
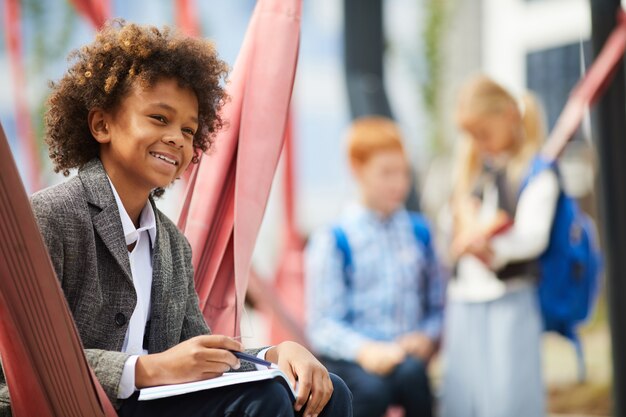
[179,237,211,341]
[177,235,266,370]
[84,349,131,402]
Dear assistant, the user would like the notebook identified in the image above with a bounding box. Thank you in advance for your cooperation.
[138,368,297,401]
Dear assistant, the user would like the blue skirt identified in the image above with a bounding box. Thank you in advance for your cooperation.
[441,288,545,417]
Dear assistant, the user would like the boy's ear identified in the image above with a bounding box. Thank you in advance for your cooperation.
[349,159,364,180]
[88,108,111,144]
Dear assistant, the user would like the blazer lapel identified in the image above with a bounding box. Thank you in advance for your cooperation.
[148,201,174,352]
[79,159,133,285]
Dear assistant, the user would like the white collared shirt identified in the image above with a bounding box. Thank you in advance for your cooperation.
[107,180,272,398]
[107,178,156,399]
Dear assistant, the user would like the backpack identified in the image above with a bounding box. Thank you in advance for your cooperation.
[331,212,435,321]
[519,155,603,381]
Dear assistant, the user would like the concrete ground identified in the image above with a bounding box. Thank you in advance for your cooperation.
[544,322,612,417]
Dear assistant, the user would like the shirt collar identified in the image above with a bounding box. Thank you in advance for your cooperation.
[106,177,157,248]
[345,202,405,226]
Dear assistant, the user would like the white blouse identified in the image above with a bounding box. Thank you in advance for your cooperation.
[448,169,559,302]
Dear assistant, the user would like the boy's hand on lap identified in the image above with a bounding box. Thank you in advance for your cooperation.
[266,341,333,417]
[135,335,242,388]
[397,332,435,361]
[356,342,405,376]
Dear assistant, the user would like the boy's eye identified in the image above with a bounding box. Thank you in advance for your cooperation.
[150,115,167,124]
[182,128,196,137]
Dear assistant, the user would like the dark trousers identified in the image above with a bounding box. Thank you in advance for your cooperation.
[118,373,352,417]
[321,357,432,417]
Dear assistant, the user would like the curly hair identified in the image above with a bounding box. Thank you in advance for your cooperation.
[45,19,228,177]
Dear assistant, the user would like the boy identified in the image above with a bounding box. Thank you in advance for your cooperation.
[0,21,351,417]
[305,116,445,417]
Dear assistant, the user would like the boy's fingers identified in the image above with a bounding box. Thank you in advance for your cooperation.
[201,360,232,374]
[196,334,243,351]
[198,372,223,381]
[191,346,240,369]
[208,348,241,369]
[303,372,329,417]
[294,372,313,412]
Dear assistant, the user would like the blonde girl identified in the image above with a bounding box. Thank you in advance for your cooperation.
[441,75,558,417]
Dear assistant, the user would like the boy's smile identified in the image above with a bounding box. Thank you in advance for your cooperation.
[89,77,199,223]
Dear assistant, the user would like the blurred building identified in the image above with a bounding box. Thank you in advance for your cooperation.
[424,0,595,218]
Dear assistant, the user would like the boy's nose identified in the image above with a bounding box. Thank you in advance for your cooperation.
[163,134,184,148]
[166,138,183,148]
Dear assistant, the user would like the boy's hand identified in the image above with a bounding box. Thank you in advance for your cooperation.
[396,332,436,361]
[266,341,333,417]
[356,341,405,376]
[135,335,242,388]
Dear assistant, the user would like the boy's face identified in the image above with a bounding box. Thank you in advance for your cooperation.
[93,77,198,194]
[353,149,410,217]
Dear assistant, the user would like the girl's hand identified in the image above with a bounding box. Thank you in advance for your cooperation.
[135,335,242,388]
[451,230,476,260]
[452,227,497,266]
[266,341,333,417]
[464,235,494,266]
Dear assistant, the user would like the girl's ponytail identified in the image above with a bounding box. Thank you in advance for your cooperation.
[519,92,546,152]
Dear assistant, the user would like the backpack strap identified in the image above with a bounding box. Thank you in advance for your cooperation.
[574,335,586,382]
[519,155,559,194]
[331,226,354,290]
[331,226,355,323]
[332,213,435,320]
[408,212,434,316]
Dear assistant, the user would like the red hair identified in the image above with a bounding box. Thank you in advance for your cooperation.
[347,116,406,165]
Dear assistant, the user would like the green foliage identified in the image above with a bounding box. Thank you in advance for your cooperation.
[22,0,77,153]
[25,0,76,73]
[421,0,450,155]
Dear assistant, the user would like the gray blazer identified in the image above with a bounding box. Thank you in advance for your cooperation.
[0,158,259,413]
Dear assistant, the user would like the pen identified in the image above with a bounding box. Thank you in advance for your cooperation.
[231,350,278,369]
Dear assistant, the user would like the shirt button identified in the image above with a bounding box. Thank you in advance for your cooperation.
[115,312,127,327]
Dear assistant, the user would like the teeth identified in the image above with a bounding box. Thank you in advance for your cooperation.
[150,152,177,165]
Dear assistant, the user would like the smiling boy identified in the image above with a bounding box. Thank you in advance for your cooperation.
[0,20,351,417]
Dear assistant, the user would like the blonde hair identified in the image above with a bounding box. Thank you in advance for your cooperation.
[346,116,406,166]
[452,75,545,203]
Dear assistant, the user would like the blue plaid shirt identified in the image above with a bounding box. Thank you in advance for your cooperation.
[305,203,445,361]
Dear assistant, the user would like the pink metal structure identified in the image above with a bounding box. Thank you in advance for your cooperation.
[68,0,110,29]
[178,0,302,337]
[3,0,42,192]
[0,122,117,417]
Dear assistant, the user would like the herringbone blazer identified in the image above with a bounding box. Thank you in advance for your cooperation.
[0,158,259,414]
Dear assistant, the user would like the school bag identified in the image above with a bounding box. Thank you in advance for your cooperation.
[519,155,603,381]
[331,212,435,321]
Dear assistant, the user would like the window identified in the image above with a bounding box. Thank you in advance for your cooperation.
[526,41,592,142]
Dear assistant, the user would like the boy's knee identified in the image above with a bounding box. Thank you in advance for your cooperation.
[328,373,352,403]
[394,357,428,385]
[351,374,393,414]
[320,373,353,417]
[246,379,293,416]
